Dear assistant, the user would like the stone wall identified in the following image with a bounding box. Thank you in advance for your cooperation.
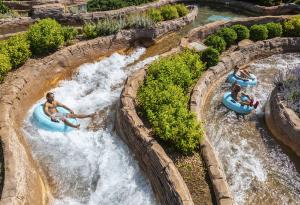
[265,88,300,157]
[188,37,300,205]
[0,17,36,39]
[0,13,197,203]
[115,63,193,205]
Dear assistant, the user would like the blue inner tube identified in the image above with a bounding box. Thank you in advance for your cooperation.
[227,71,257,87]
[222,92,254,114]
[32,104,77,132]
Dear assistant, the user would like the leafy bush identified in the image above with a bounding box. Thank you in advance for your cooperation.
[294,0,300,5]
[28,18,64,55]
[257,0,281,6]
[160,5,179,21]
[203,35,226,53]
[87,0,155,12]
[282,16,300,37]
[174,4,189,17]
[217,27,237,47]
[0,53,11,82]
[96,18,123,36]
[62,26,78,43]
[83,23,97,39]
[250,24,268,41]
[137,50,205,154]
[147,8,162,22]
[0,1,9,14]
[265,22,282,38]
[231,24,250,41]
[200,47,220,67]
[2,34,31,69]
[126,13,154,29]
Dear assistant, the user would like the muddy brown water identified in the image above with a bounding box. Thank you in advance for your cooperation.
[203,53,300,205]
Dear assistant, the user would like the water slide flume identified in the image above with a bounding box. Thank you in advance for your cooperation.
[33,104,78,132]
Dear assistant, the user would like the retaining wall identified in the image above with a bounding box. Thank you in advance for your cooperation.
[265,88,300,157]
[0,11,197,204]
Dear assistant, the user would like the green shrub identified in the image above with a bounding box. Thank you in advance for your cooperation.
[87,0,155,12]
[0,1,10,14]
[96,19,119,36]
[96,18,123,36]
[257,0,281,6]
[0,53,11,82]
[126,14,154,29]
[160,5,179,21]
[174,4,189,17]
[282,16,300,37]
[137,50,204,154]
[62,26,78,43]
[3,34,31,69]
[217,27,237,47]
[265,22,282,38]
[147,8,162,22]
[28,18,64,55]
[231,24,250,41]
[294,0,300,5]
[250,24,268,41]
[200,47,219,68]
[203,35,226,53]
[87,0,127,11]
[83,23,97,39]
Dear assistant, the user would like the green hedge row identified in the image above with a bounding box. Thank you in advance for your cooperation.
[137,48,221,154]
[0,18,77,82]
[87,0,156,12]
[204,16,300,54]
[83,4,189,39]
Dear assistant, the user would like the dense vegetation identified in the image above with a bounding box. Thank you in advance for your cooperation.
[87,0,156,12]
[0,18,77,82]
[0,1,9,14]
[138,50,208,154]
[83,4,189,38]
[203,16,300,57]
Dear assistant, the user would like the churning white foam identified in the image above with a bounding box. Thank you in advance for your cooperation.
[23,48,158,205]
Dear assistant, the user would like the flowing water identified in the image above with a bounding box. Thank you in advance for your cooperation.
[203,53,300,205]
[19,5,250,205]
[23,48,159,205]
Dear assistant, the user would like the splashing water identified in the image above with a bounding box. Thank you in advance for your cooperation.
[204,53,300,205]
[23,48,159,205]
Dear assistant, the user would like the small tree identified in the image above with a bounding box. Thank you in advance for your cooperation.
[28,18,64,55]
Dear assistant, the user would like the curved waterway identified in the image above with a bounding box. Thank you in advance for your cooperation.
[203,53,300,205]
[23,48,159,205]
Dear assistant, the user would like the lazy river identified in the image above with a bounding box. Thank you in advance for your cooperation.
[203,53,300,205]
[23,48,158,205]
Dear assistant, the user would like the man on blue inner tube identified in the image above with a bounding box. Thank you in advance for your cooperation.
[233,64,254,81]
[231,82,259,109]
[44,92,94,129]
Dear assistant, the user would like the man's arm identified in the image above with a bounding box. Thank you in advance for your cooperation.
[56,101,74,113]
[241,92,250,99]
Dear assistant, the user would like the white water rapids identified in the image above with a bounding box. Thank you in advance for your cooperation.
[204,53,300,205]
[23,48,159,205]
